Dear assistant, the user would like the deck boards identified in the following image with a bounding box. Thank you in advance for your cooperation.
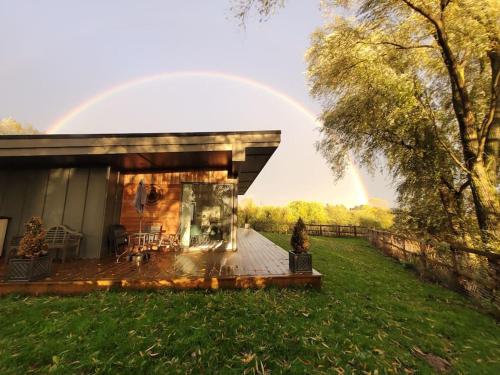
[0,229,321,294]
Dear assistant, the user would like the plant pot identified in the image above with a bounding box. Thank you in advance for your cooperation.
[7,254,52,282]
[289,251,312,273]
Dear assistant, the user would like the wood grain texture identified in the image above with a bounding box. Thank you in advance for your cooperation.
[0,229,322,294]
[119,171,235,234]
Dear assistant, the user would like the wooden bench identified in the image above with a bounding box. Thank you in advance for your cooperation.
[45,225,83,263]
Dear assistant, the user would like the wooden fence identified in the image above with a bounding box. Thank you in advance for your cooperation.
[366,229,499,315]
[251,223,368,237]
[305,224,367,237]
[252,222,499,314]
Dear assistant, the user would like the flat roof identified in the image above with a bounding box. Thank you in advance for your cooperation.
[0,129,281,140]
[0,130,281,194]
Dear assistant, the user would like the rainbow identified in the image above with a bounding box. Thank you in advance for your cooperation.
[46,71,368,204]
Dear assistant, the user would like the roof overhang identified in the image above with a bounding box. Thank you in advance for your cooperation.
[0,130,281,194]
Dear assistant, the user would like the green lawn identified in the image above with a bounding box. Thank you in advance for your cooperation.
[0,234,498,374]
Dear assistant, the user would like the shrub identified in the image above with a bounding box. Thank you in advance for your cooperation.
[16,217,48,258]
[291,218,310,253]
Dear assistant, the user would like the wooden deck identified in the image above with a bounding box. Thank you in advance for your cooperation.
[0,229,321,295]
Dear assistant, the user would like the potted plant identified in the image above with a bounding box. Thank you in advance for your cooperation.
[7,217,51,281]
[289,218,312,273]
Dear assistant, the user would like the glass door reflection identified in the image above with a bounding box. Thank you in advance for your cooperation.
[180,183,234,250]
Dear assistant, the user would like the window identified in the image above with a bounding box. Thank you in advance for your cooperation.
[180,183,234,250]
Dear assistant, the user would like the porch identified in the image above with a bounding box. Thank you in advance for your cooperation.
[0,229,321,295]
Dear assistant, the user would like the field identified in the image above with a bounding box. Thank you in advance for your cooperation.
[0,234,498,374]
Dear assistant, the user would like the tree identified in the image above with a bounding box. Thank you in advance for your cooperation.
[287,201,329,223]
[0,117,39,135]
[233,0,499,248]
[291,218,310,253]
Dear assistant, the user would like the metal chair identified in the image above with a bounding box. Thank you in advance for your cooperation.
[108,224,129,262]
[45,225,83,263]
[161,226,181,252]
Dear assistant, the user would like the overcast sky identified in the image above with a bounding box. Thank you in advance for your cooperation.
[0,0,394,207]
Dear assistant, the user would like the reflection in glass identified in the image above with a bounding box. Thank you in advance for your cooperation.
[180,183,234,250]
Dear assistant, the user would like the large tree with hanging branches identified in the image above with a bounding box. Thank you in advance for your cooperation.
[233,0,499,248]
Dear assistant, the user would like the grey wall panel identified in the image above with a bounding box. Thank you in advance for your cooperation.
[63,168,89,232]
[81,167,108,258]
[101,169,119,256]
[19,170,49,229]
[113,172,124,224]
[42,169,70,228]
[0,170,28,245]
[0,166,111,260]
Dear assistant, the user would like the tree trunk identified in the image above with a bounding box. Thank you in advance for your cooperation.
[469,160,500,247]
[438,182,470,245]
[485,46,500,186]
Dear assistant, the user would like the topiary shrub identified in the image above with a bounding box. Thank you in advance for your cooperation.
[16,217,48,258]
[291,218,310,253]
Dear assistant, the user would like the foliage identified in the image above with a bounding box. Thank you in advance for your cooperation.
[306,0,499,247]
[0,118,39,135]
[238,198,394,230]
[290,218,310,253]
[16,217,48,259]
[233,0,500,249]
[1,235,499,373]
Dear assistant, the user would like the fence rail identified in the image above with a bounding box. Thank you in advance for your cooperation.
[251,223,368,237]
[305,224,368,237]
[365,229,499,315]
[252,222,499,314]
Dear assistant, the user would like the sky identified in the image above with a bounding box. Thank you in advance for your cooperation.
[0,0,395,207]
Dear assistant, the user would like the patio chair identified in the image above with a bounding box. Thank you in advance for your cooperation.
[45,225,83,263]
[161,226,181,252]
[143,223,181,252]
[108,224,129,262]
[146,224,164,251]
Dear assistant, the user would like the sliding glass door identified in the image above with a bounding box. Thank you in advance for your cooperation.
[180,183,235,250]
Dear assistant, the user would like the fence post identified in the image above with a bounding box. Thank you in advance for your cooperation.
[450,245,461,290]
[419,240,427,275]
[354,226,357,237]
[320,224,323,237]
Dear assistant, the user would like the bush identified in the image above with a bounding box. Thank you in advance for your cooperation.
[291,218,310,253]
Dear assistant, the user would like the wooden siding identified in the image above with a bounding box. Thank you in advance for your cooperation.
[119,171,235,234]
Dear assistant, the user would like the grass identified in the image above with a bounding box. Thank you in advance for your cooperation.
[0,234,498,374]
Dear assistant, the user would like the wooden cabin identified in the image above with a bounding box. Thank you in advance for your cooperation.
[0,130,280,258]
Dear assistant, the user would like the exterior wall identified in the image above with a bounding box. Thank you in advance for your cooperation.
[0,167,111,258]
[119,171,236,236]
[101,169,121,257]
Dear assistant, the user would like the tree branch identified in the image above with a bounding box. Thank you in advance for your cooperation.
[457,179,470,195]
[400,0,439,28]
[440,0,452,12]
[415,86,471,174]
[361,41,435,50]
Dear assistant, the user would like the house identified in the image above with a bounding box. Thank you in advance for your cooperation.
[0,130,280,258]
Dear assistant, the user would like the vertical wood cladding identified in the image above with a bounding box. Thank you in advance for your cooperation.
[119,171,235,234]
